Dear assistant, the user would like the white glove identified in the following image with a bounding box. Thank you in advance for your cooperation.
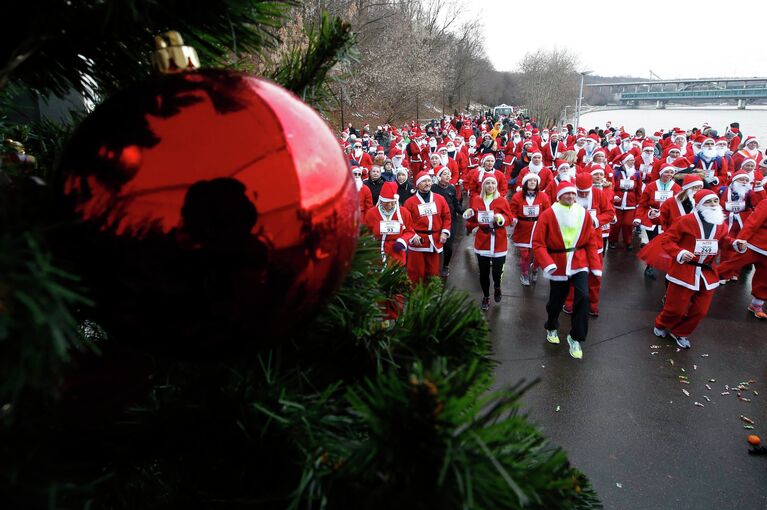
[648,208,660,219]
[632,219,641,226]
[614,195,621,203]
[458,178,464,185]
[734,239,748,253]
[462,208,475,219]
[544,264,558,275]
[495,214,505,226]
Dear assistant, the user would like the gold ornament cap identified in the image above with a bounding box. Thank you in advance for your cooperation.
[152,31,200,74]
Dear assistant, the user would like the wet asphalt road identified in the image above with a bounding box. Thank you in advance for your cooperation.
[446,227,767,510]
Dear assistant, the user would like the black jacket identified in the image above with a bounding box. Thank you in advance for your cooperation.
[397,180,416,206]
[432,183,462,217]
[365,178,385,204]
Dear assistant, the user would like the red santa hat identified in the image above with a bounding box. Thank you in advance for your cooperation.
[742,135,759,147]
[415,171,432,186]
[587,134,600,143]
[693,189,718,209]
[621,152,635,164]
[378,181,399,203]
[715,137,728,145]
[530,146,542,157]
[557,180,578,198]
[575,173,593,192]
[435,165,451,179]
[672,128,686,137]
[532,128,540,135]
[671,157,692,173]
[521,172,541,187]
[658,165,676,176]
[701,137,715,145]
[641,140,655,151]
[741,158,757,168]
[481,153,496,164]
[592,148,606,158]
[666,143,682,154]
[731,169,752,183]
[445,141,456,150]
[555,159,571,172]
[680,174,703,191]
[390,147,403,158]
[588,164,606,176]
[618,132,630,140]
[437,144,448,153]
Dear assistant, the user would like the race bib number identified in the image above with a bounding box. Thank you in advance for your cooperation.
[693,239,718,256]
[704,169,714,180]
[523,205,540,217]
[477,210,494,224]
[379,221,400,234]
[655,190,672,203]
[727,201,744,213]
[620,179,634,190]
[417,201,437,217]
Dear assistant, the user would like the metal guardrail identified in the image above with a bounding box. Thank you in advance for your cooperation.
[620,88,767,100]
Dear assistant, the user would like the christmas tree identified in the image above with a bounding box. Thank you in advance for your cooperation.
[1,2,601,508]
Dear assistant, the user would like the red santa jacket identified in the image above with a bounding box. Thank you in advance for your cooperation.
[508,190,551,248]
[364,203,415,265]
[612,166,642,210]
[466,167,508,197]
[358,184,373,217]
[541,140,564,168]
[576,187,615,241]
[532,203,603,280]
[731,149,763,171]
[719,185,757,234]
[516,166,553,192]
[636,180,681,230]
[736,197,767,256]
[403,191,452,253]
[465,194,513,257]
[351,151,373,170]
[693,155,727,185]
[659,193,693,232]
[661,211,732,291]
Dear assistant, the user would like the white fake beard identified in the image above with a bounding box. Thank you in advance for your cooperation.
[732,182,750,195]
[699,205,724,225]
[558,173,571,182]
[354,177,363,191]
[529,162,543,174]
[625,167,636,177]
[608,143,617,151]
[745,148,758,158]
[558,204,580,228]
[702,148,717,159]
[575,193,590,208]
[354,149,363,158]
[621,142,631,152]
[642,153,654,164]
[513,136,521,143]
[542,134,549,142]
[666,156,675,164]
[392,157,402,168]
[716,147,727,157]
[440,155,448,165]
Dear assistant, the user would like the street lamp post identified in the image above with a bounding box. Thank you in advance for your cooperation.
[575,70,592,133]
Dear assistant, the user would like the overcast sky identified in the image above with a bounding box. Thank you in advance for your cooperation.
[463,0,767,79]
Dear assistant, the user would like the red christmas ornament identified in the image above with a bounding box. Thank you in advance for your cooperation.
[58,70,358,356]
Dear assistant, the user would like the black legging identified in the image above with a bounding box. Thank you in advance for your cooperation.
[545,271,589,342]
[476,254,505,297]
[443,218,457,267]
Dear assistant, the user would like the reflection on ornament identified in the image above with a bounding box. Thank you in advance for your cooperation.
[59,70,358,356]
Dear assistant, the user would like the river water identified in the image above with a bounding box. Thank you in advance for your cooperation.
[577,106,767,143]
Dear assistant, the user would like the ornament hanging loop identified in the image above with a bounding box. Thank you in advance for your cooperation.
[152,31,200,74]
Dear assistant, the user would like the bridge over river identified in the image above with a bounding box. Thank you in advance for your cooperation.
[586,77,767,109]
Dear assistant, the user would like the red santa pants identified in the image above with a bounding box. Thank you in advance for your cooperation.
[717,224,743,280]
[565,273,601,313]
[517,248,537,276]
[717,249,767,300]
[407,250,440,284]
[609,209,636,246]
[655,283,715,337]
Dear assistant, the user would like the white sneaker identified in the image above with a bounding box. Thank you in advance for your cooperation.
[653,327,668,338]
[546,330,560,344]
[567,335,583,359]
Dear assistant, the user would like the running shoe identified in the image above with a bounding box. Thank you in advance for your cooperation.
[589,309,599,317]
[531,268,538,283]
[481,297,490,311]
[673,335,691,349]
[644,266,657,280]
[567,335,583,359]
[440,266,450,278]
[520,274,530,286]
[747,304,767,320]
[494,287,502,303]
[562,305,573,315]
[653,327,668,338]
[546,330,560,344]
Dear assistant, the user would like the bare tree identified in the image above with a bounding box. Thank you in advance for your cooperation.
[517,48,579,127]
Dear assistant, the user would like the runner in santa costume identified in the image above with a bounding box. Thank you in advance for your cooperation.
[637,140,657,186]
[403,171,452,284]
[737,158,766,200]
[635,165,681,279]
[608,131,633,164]
[463,174,513,310]
[693,136,726,188]
[545,160,575,205]
[508,172,551,285]
[562,173,613,316]
[533,181,602,359]
[364,181,415,268]
[466,154,508,198]
[436,144,460,185]
[351,140,374,170]
[353,166,373,217]
[650,144,682,181]
[659,174,703,232]
[585,166,616,252]
[609,152,642,250]
[406,136,425,175]
[717,198,767,319]
[641,190,735,348]
[577,134,601,166]
[731,135,763,171]
[516,148,553,192]
[717,170,758,282]
[541,130,563,168]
